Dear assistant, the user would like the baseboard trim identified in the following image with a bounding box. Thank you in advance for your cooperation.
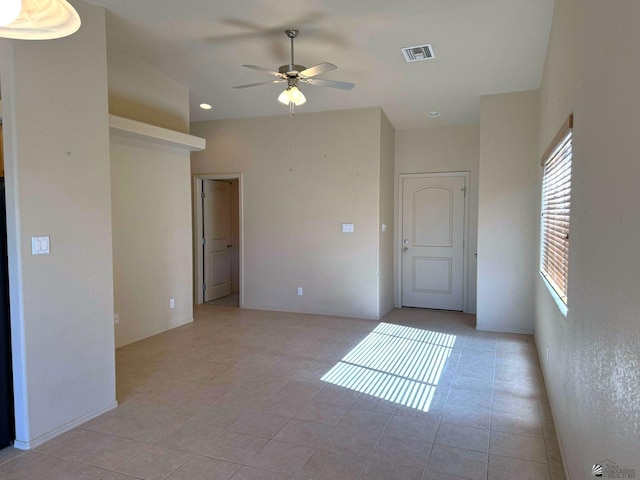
[476,324,534,335]
[13,400,118,450]
[534,335,571,480]
[115,316,194,348]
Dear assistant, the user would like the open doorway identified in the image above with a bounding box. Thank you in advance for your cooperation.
[193,174,242,307]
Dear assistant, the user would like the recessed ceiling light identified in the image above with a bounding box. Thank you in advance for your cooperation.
[427,111,441,118]
[199,103,212,110]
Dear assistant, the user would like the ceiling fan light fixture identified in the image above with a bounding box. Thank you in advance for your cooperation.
[0,0,21,27]
[0,0,81,40]
[278,85,306,106]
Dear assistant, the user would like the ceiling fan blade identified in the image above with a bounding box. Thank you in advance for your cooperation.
[300,62,337,78]
[242,65,285,78]
[303,78,355,90]
[233,80,286,89]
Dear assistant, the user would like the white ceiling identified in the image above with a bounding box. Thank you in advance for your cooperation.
[84,0,555,129]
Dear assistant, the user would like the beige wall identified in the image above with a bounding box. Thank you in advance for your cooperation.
[0,2,116,448]
[394,125,480,313]
[536,0,640,476]
[378,111,395,317]
[477,90,539,333]
[107,52,189,133]
[107,56,194,347]
[191,107,390,319]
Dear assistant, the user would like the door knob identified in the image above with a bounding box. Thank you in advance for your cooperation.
[403,247,409,253]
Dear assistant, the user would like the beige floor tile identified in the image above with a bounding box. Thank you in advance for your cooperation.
[352,393,399,414]
[489,431,547,464]
[490,411,543,438]
[114,445,192,480]
[372,434,433,468]
[1,308,566,480]
[311,384,361,407]
[156,423,225,454]
[435,423,490,453]
[455,364,495,381]
[427,444,488,480]
[228,412,290,438]
[187,405,251,428]
[254,394,306,418]
[441,404,492,430]
[0,451,107,480]
[275,380,323,400]
[422,473,471,480]
[298,450,367,480]
[488,454,550,480]
[246,439,315,475]
[337,408,392,434]
[0,447,24,466]
[214,388,272,410]
[165,455,240,480]
[446,389,493,411]
[200,431,267,463]
[386,414,440,443]
[451,376,493,394]
[100,473,141,480]
[360,458,424,480]
[230,465,293,480]
[273,419,335,451]
[327,425,381,456]
[294,400,348,425]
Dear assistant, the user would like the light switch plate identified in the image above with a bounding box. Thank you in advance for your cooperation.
[341,223,354,233]
[31,236,50,255]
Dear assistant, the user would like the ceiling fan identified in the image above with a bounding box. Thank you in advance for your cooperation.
[233,29,355,108]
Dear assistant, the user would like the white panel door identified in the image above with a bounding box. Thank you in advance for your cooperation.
[402,175,465,310]
[203,180,232,302]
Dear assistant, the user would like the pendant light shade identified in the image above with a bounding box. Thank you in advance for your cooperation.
[277,85,306,106]
[0,0,81,40]
[0,0,22,27]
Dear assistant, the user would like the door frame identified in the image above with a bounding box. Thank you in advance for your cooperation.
[397,172,470,312]
[193,173,244,306]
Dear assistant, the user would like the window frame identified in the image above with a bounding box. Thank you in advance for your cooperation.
[540,115,573,316]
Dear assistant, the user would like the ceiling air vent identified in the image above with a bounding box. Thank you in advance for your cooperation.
[401,44,435,63]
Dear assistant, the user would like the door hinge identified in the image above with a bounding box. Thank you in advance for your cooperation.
[202,283,206,291]
[461,187,466,196]
[202,238,206,245]
[201,192,205,199]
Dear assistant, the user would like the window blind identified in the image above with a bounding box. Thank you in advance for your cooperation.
[541,128,572,304]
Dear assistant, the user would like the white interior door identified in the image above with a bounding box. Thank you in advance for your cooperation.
[402,175,466,310]
[203,180,232,302]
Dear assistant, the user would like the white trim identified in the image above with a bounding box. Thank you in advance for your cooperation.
[108,115,206,151]
[476,325,534,335]
[193,174,244,307]
[396,172,471,313]
[12,401,118,450]
[540,273,569,317]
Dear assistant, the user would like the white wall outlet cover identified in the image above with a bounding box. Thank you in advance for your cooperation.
[341,223,354,233]
[170,298,175,309]
[297,287,303,296]
[381,222,387,232]
[31,236,50,255]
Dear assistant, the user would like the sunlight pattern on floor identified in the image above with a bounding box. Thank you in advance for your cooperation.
[321,322,456,412]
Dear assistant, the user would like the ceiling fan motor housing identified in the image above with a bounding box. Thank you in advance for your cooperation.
[279,64,306,75]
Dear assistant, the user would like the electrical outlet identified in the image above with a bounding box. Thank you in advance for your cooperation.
[297,287,303,296]
[114,313,119,325]
[170,298,175,309]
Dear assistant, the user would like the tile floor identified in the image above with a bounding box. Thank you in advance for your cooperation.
[0,305,565,480]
